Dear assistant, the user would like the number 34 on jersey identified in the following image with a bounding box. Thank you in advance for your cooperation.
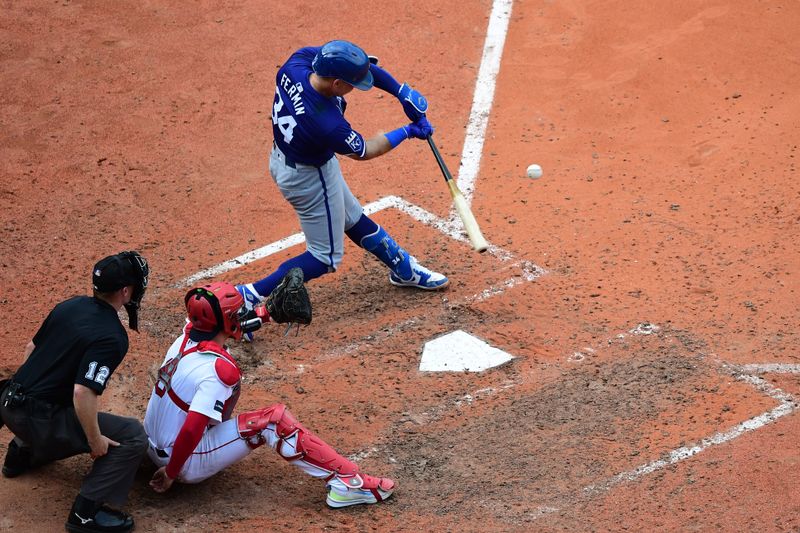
[272,75,305,144]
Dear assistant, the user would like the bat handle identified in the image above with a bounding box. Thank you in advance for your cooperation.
[426,135,453,182]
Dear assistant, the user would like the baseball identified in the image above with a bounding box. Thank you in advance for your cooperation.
[526,164,543,179]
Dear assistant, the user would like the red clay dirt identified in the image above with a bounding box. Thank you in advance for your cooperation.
[1,1,799,532]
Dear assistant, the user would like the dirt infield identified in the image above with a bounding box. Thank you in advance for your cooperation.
[1,1,799,531]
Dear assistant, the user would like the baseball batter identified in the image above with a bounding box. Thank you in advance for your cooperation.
[143,280,394,508]
[237,40,448,326]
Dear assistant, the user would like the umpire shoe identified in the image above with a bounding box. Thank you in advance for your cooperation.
[66,495,134,533]
[326,476,395,508]
[2,439,31,478]
[388,256,449,290]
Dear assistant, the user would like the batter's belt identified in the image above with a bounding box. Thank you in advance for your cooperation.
[272,142,332,169]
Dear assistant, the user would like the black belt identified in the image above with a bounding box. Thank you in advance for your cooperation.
[150,443,169,458]
[273,142,297,168]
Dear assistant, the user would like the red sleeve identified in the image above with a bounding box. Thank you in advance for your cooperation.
[165,411,209,479]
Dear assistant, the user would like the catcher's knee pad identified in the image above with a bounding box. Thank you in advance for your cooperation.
[238,404,373,488]
[237,404,289,449]
[236,403,312,456]
[273,407,388,490]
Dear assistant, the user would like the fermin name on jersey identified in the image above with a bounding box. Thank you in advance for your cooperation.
[280,73,305,115]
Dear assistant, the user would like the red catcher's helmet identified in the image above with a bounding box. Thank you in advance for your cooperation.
[185,282,246,341]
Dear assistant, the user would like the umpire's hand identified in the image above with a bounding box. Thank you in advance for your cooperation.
[89,435,120,459]
[74,383,120,459]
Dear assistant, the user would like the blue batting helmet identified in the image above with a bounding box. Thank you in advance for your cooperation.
[312,40,374,91]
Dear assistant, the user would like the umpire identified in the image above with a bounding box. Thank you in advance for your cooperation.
[0,251,150,533]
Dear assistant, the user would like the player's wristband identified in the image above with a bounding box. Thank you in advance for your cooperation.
[385,126,409,148]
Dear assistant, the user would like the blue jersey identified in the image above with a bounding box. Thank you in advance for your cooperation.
[271,47,367,166]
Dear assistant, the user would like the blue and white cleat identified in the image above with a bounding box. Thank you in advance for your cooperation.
[236,283,263,312]
[236,283,263,341]
[388,256,449,290]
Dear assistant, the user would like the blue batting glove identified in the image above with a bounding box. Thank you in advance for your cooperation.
[404,117,434,140]
[398,83,428,122]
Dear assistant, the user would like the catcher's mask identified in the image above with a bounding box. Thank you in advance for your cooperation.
[185,282,248,342]
[92,250,149,331]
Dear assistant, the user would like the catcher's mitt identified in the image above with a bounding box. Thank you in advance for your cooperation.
[265,267,312,325]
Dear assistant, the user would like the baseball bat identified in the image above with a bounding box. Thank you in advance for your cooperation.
[427,136,489,253]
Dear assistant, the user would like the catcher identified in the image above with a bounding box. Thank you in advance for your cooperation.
[143,270,394,508]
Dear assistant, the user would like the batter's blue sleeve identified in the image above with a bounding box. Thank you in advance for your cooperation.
[369,64,402,95]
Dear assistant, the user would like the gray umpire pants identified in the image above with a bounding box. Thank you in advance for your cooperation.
[0,383,147,506]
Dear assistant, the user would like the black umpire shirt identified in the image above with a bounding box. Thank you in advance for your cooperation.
[12,296,128,406]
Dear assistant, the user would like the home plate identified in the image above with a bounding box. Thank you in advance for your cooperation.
[420,330,515,372]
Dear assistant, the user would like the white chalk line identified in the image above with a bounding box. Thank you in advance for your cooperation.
[308,260,544,364]
[451,381,518,409]
[455,0,514,203]
[179,194,545,287]
[735,363,800,375]
[348,447,380,463]
[582,380,797,498]
[180,0,515,287]
[527,328,800,519]
[180,231,305,287]
[349,325,800,517]
[177,196,442,286]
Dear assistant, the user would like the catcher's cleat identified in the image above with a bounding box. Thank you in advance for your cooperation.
[2,439,31,478]
[326,476,395,508]
[388,256,449,290]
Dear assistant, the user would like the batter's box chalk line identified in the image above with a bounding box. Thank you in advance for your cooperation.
[179,194,546,295]
[181,0,518,289]
[536,326,800,519]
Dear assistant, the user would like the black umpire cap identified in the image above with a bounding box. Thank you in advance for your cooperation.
[92,251,150,331]
[92,252,147,292]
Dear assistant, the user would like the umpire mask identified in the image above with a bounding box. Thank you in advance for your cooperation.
[124,251,149,331]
